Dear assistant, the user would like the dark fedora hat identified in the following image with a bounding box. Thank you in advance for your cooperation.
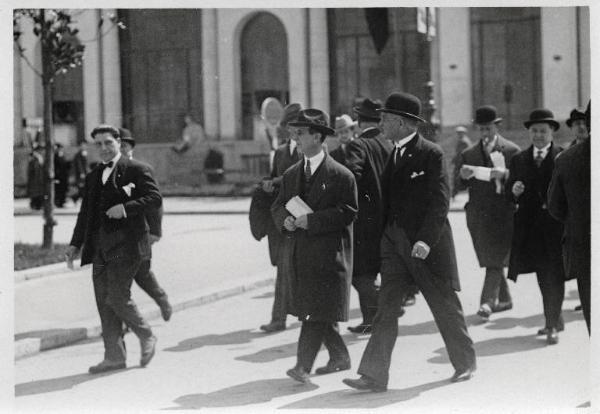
[566,108,586,127]
[288,108,335,136]
[353,98,382,121]
[377,92,426,123]
[473,105,503,124]
[280,103,303,127]
[118,127,136,147]
[524,108,560,131]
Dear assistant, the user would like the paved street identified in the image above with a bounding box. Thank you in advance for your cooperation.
[13,203,594,412]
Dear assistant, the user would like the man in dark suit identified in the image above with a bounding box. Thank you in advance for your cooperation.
[272,108,358,383]
[119,128,172,322]
[329,114,356,165]
[457,106,520,321]
[547,101,590,334]
[65,125,162,374]
[565,107,588,147]
[344,103,394,334]
[257,103,302,333]
[343,92,476,392]
[506,109,567,345]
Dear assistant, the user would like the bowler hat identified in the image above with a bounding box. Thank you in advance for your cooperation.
[335,114,357,131]
[353,98,382,121]
[288,108,335,136]
[377,92,426,123]
[118,128,136,147]
[280,103,302,127]
[566,108,586,127]
[473,105,502,125]
[524,108,560,131]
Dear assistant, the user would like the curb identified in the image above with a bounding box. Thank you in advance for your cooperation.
[14,277,275,360]
[15,261,85,283]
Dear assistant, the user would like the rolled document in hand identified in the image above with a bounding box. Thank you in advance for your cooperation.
[464,165,492,182]
[285,196,313,218]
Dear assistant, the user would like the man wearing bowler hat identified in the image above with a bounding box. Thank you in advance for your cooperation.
[565,108,588,147]
[506,109,566,344]
[456,106,520,321]
[272,108,358,383]
[344,92,476,392]
[119,128,172,322]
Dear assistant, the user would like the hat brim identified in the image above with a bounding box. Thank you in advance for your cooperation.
[120,138,136,147]
[566,117,586,127]
[335,122,357,132]
[524,119,560,131]
[353,107,381,121]
[377,108,426,123]
[473,117,503,125]
[288,121,335,136]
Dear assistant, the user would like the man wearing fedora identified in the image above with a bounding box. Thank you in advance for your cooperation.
[119,128,172,322]
[566,108,589,147]
[506,109,566,345]
[329,114,356,165]
[548,101,591,334]
[272,108,358,383]
[344,92,476,392]
[353,97,383,139]
[257,103,302,333]
[456,106,520,321]
[344,99,394,334]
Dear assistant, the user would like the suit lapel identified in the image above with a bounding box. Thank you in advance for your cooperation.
[392,134,420,182]
[305,155,330,208]
[109,156,129,189]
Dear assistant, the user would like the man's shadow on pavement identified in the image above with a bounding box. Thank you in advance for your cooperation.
[15,368,135,397]
[279,378,450,409]
[482,311,583,331]
[166,378,318,409]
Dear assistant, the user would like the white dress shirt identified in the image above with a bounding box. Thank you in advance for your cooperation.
[395,131,417,157]
[101,153,121,185]
[304,150,325,176]
[289,139,297,156]
[533,143,551,161]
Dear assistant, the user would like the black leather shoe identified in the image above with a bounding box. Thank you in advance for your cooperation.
[88,360,126,374]
[492,301,513,313]
[315,359,351,375]
[157,296,173,322]
[574,304,582,311]
[546,328,559,345]
[450,367,475,383]
[286,366,311,384]
[140,335,157,367]
[537,326,564,335]
[477,304,492,321]
[403,294,416,306]
[343,376,387,392]
[347,324,372,334]
[260,321,286,333]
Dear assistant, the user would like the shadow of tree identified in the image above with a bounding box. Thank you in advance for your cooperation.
[280,379,450,409]
[15,368,134,397]
[166,378,318,409]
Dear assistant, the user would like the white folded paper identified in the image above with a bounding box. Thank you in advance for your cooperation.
[285,196,313,218]
[464,164,492,182]
[489,151,506,169]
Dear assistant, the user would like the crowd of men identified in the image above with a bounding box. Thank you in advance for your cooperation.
[63,90,590,393]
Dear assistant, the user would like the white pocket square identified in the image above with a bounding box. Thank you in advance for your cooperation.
[122,182,136,197]
[410,171,425,179]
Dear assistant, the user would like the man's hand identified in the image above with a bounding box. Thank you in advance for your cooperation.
[411,241,431,260]
[512,181,525,198]
[261,179,275,193]
[459,165,475,180]
[106,204,126,219]
[149,234,161,244]
[490,167,507,180]
[65,245,80,269]
[283,215,297,231]
[294,215,309,230]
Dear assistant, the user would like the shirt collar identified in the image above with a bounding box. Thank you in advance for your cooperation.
[289,139,297,155]
[534,142,552,159]
[396,131,417,148]
[105,152,121,167]
[304,149,325,172]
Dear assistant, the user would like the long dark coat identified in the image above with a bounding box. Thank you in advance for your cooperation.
[506,144,565,281]
[271,154,358,322]
[382,134,461,291]
[345,131,393,276]
[547,139,589,280]
[456,136,520,268]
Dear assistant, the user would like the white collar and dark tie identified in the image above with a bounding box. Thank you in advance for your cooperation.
[533,143,551,167]
[394,131,417,163]
[101,153,121,184]
[304,150,325,180]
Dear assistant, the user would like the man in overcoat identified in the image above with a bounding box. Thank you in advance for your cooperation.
[344,100,394,334]
[329,114,356,165]
[343,92,476,392]
[457,106,520,321]
[65,125,162,373]
[506,109,566,345]
[548,102,590,333]
[272,108,358,383]
[565,107,588,147]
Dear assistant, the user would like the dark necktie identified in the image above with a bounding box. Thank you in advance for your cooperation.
[393,145,405,165]
[305,159,312,181]
[534,150,544,167]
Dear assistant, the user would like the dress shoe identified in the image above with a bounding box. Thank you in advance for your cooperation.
[477,304,492,321]
[259,321,286,333]
[343,376,387,392]
[536,326,564,335]
[574,304,582,311]
[286,366,311,384]
[403,294,416,306]
[347,324,372,334]
[546,328,559,345]
[450,367,475,383]
[492,301,513,313]
[88,360,126,374]
[140,335,157,367]
[315,359,351,375]
[157,296,173,322]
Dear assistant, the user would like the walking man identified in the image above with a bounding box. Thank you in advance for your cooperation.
[343,92,476,392]
[272,108,358,383]
[65,125,161,373]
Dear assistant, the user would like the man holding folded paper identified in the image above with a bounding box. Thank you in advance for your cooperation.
[271,108,358,384]
[456,105,520,321]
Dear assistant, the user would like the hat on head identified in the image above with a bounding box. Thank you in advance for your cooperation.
[353,98,382,122]
[91,124,120,139]
[335,114,357,132]
[288,108,335,136]
[377,92,426,123]
[118,127,135,147]
[280,103,302,127]
[455,126,468,133]
[566,108,586,127]
[473,105,502,125]
[524,108,560,131]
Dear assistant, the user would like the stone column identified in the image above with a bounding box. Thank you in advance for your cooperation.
[308,9,330,112]
[202,9,220,140]
[79,9,102,136]
[101,9,122,127]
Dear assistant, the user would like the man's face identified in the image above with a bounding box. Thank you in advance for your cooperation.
[94,132,121,162]
[476,123,497,145]
[528,123,553,149]
[120,141,134,158]
[293,127,321,156]
[379,112,411,143]
[337,127,354,145]
[571,119,589,140]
